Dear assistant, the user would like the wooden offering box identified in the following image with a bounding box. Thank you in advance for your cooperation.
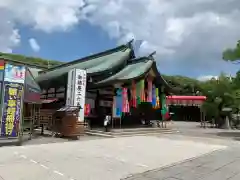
[53,106,85,138]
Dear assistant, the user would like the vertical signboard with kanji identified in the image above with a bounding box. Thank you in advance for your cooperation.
[1,83,23,137]
[66,69,87,122]
[74,69,87,121]
[0,64,25,138]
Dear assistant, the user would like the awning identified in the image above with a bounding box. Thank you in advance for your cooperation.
[57,106,82,112]
[166,95,207,106]
[24,68,42,103]
[41,98,58,104]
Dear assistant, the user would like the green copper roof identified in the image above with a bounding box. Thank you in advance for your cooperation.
[97,57,153,85]
[36,45,132,83]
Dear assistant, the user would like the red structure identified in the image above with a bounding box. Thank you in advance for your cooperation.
[166,95,207,106]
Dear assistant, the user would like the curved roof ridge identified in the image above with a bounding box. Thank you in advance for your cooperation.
[96,58,154,85]
[127,56,153,64]
[41,41,135,73]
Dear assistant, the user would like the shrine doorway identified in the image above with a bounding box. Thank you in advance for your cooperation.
[166,96,206,122]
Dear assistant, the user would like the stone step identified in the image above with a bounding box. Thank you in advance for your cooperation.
[86,128,174,137]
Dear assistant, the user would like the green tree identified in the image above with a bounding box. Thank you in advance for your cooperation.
[223,40,240,61]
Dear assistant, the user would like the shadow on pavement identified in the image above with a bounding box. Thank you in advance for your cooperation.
[216,132,240,139]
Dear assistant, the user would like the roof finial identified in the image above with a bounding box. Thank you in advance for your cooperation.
[126,39,134,47]
[148,51,156,58]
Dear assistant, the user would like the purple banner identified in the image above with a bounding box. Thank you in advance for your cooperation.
[1,83,23,137]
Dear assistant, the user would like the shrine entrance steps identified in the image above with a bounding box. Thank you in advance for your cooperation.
[85,127,174,138]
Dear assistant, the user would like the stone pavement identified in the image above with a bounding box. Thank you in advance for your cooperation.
[0,136,226,180]
[125,147,240,180]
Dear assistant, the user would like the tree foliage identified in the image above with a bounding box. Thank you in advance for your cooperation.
[162,75,201,95]
[223,40,240,61]
[164,72,240,127]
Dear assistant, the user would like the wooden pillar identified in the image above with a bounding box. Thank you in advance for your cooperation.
[200,106,203,127]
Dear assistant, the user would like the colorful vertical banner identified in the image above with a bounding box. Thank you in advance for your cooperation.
[4,64,25,84]
[122,88,129,113]
[161,94,168,120]
[152,85,156,107]
[112,96,116,117]
[115,88,122,117]
[1,83,23,137]
[140,79,145,102]
[84,104,91,116]
[0,60,4,80]
[136,81,141,105]
[147,78,153,102]
[131,81,137,108]
[155,88,160,109]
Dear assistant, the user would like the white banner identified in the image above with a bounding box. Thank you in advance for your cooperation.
[74,69,87,121]
[66,69,87,121]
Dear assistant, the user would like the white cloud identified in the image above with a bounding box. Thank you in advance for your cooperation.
[0,8,20,53]
[0,0,86,52]
[29,38,40,52]
[197,75,218,81]
[0,0,240,78]
[79,0,240,77]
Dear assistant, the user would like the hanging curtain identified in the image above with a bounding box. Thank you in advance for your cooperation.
[112,96,116,117]
[115,88,122,117]
[122,88,129,113]
[131,81,137,108]
[152,85,156,107]
[147,78,153,102]
[161,94,168,119]
[155,88,160,109]
[140,79,145,102]
[136,80,141,105]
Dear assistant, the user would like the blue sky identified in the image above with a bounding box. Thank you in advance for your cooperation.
[1,0,240,80]
[14,23,117,62]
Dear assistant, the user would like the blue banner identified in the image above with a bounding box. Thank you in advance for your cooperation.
[115,88,122,117]
[1,83,23,138]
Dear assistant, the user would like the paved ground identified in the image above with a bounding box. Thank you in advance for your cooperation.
[125,146,240,180]
[0,131,105,147]
[123,122,240,180]
[0,136,226,180]
[1,121,240,180]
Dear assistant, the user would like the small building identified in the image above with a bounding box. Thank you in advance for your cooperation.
[36,41,172,129]
[0,41,208,142]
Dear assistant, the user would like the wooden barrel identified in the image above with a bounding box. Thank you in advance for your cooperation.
[61,116,85,137]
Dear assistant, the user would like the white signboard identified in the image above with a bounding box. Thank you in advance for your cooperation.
[66,69,87,122]
[74,69,87,121]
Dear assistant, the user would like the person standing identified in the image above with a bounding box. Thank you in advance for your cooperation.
[104,115,111,132]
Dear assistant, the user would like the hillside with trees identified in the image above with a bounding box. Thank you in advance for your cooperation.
[0,52,63,68]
